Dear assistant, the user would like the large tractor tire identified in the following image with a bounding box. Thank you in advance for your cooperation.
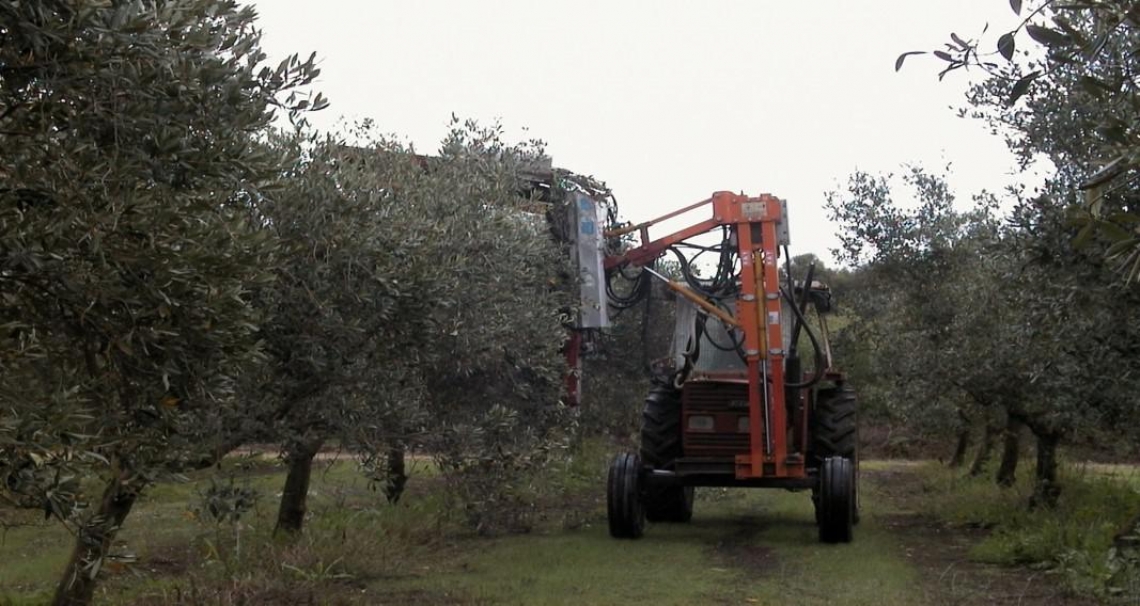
[811,384,857,461]
[818,456,855,543]
[811,383,860,524]
[607,452,646,539]
[639,383,694,523]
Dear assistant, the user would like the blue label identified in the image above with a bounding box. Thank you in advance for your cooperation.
[580,220,595,235]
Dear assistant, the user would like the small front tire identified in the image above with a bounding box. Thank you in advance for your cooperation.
[607,452,646,539]
[818,456,855,544]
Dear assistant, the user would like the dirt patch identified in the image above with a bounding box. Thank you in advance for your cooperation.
[138,543,193,577]
[708,514,779,575]
[865,467,1096,606]
[366,589,485,605]
[126,578,378,606]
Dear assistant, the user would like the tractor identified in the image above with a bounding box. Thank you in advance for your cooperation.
[565,190,858,543]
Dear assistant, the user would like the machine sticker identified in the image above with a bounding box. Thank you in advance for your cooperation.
[741,201,767,219]
[768,311,780,325]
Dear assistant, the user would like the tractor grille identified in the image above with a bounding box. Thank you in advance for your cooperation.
[684,381,748,411]
[685,432,749,452]
[682,381,751,456]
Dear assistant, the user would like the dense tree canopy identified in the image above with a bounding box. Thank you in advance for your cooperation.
[827,162,1140,505]
[250,120,576,534]
[0,2,319,603]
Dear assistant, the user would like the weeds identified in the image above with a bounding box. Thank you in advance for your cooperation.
[918,460,1140,600]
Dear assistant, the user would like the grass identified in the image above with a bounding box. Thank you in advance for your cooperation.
[11,446,1135,605]
[375,484,921,606]
[1,453,418,604]
[2,445,930,606]
[914,459,1140,599]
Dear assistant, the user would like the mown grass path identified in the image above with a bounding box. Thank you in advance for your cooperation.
[379,465,921,605]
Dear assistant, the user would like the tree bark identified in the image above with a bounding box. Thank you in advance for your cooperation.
[384,445,408,504]
[948,425,971,468]
[995,414,1022,488]
[1030,430,1062,509]
[968,424,996,476]
[275,437,323,534]
[53,472,139,606]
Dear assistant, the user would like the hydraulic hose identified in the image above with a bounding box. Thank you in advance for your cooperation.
[605,265,651,309]
[780,286,826,389]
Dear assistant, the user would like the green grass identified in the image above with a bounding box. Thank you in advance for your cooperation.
[2,448,931,606]
[0,455,406,603]
[914,459,1140,599]
[22,450,1136,604]
[380,477,921,605]
[1076,462,1140,490]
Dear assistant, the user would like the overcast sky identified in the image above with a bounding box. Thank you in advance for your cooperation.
[251,1,1028,263]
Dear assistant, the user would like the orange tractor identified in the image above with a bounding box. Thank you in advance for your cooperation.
[564,189,858,543]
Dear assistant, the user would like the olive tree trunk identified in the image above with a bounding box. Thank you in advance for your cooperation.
[948,409,971,468]
[995,415,1022,488]
[949,427,971,468]
[275,437,324,534]
[384,445,408,504]
[53,472,138,606]
[968,424,996,477]
[1030,430,1062,509]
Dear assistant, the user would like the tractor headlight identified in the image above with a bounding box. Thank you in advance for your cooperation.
[687,415,714,431]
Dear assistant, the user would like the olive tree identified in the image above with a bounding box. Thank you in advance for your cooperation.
[826,167,1140,505]
[243,127,437,533]
[252,119,575,534]
[411,122,576,533]
[0,2,321,603]
[827,168,998,447]
[825,165,1126,501]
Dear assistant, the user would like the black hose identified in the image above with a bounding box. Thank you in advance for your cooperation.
[788,261,816,359]
[669,245,736,300]
[700,304,746,355]
[780,286,826,389]
[606,266,650,309]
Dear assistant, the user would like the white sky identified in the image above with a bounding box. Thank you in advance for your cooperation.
[252,1,1028,264]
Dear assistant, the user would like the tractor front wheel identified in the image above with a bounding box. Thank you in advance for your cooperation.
[607,452,646,539]
[818,456,855,544]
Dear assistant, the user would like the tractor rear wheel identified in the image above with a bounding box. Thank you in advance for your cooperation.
[811,384,857,461]
[607,452,646,539]
[640,383,694,523]
[818,456,855,543]
[811,384,859,524]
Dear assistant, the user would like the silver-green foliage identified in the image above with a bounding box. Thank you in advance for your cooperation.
[250,118,576,533]
[0,0,322,513]
[0,1,321,601]
[827,166,1140,500]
